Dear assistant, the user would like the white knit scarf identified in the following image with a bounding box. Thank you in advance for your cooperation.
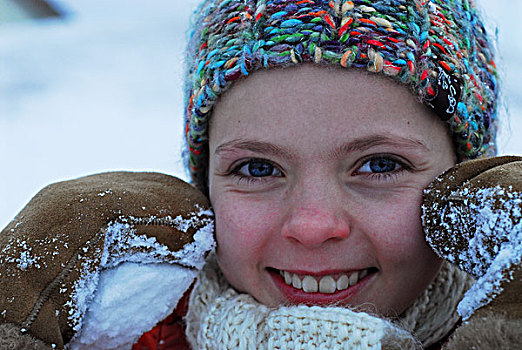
[186,255,473,349]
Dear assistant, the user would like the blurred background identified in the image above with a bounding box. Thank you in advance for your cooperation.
[1,0,521,228]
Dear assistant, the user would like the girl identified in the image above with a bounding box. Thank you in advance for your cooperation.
[1,0,520,349]
[176,0,499,347]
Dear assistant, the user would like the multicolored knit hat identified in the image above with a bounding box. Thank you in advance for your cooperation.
[184,0,499,193]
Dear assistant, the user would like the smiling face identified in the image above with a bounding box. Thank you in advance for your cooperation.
[208,65,457,316]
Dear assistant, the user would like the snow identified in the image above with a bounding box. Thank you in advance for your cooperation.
[67,210,214,349]
[452,186,522,319]
[0,238,41,270]
[458,233,522,319]
[424,184,522,319]
[69,262,197,350]
[114,208,215,270]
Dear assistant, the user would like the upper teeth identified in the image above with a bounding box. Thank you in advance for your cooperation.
[280,270,368,294]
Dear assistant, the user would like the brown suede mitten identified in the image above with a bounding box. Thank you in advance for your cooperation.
[0,172,215,349]
[422,156,522,348]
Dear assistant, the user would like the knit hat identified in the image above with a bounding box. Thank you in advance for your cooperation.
[184,0,499,192]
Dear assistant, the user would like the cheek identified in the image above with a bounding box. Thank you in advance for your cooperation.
[212,193,283,276]
[361,190,429,261]
[212,193,288,297]
[360,190,441,313]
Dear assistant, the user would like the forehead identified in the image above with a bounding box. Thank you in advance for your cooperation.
[209,65,447,149]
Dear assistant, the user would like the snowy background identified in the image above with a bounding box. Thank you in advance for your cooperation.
[1,0,521,229]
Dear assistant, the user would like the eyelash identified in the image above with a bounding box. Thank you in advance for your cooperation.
[226,155,411,185]
[229,158,283,185]
[353,155,411,182]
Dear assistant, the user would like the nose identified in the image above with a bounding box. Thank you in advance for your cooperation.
[281,183,350,248]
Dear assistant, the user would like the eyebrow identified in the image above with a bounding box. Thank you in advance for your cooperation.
[336,135,430,155]
[215,139,293,159]
[214,135,429,160]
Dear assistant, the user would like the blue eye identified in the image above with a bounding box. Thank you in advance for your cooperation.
[238,159,282,177]
[358,157,401,174]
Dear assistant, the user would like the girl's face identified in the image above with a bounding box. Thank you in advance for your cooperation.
[208,65,456,316]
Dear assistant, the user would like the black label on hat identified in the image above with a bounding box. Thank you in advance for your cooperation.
[426,67,462,121]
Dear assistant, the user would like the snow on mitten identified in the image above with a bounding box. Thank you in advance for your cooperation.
[0,172,215,350]
[422,156,522,348]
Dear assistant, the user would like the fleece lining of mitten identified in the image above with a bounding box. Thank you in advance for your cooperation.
[0,323,50,350]
[443,311,522,350]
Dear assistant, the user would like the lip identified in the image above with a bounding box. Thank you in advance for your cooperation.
[268,268,376,306]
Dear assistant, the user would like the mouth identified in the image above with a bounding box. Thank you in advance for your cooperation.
[268,267,378,305]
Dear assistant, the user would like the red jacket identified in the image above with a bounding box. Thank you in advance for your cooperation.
[132,290,191,350]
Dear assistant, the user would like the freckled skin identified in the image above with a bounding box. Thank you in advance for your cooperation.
[208,65,457,316]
